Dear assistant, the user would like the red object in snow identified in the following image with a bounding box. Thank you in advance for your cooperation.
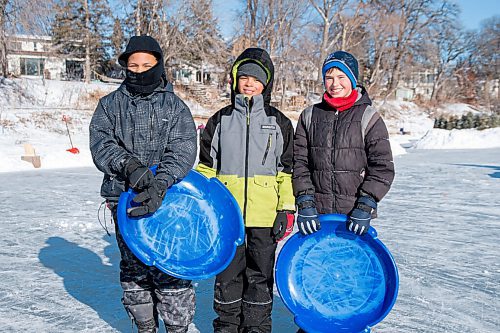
[66,147,80,154]
[62,115,80,154]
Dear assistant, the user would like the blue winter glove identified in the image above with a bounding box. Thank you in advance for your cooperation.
[347,195,377,235]
[296,194,321,235]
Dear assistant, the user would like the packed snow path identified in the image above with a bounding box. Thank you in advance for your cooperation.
[0,149,498,332]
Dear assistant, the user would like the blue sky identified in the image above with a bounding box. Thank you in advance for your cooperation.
[455,0,500,30]
[213,0,500,38]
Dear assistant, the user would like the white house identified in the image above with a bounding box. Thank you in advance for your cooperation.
[7,34,85,80]
[171,60,225,85]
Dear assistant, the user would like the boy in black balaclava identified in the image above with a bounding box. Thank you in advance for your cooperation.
[90,35,197,333]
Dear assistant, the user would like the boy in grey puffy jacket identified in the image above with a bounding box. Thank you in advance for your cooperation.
[89,36,197,333]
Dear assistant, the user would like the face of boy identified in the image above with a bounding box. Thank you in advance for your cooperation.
[324,67,353,98]
[237,75,264,98]
[127,52,158,73]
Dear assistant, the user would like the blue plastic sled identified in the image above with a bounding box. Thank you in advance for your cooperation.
[117,170,245,280]
[275,214,398,333]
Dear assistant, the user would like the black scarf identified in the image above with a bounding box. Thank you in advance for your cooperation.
[125,62,164,94]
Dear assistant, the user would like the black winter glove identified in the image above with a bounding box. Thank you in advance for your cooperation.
[124,157,154,191]
[347,195,377,235]
[272,211,295,241]
[296,195,321,235]
[127,181,167,217]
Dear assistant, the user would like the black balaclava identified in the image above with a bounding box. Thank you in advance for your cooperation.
[125,62,163,94]
[118,35,165,95]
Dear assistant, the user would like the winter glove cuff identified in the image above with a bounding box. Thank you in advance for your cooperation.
[356,195,377,213]
[296,194,316,209]
[123,157,154,191]
[347,195,377,236]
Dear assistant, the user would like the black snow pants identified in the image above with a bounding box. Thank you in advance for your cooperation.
[112,210,195,333]
[213,227,277,333]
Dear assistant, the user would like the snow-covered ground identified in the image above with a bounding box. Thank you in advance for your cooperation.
[2,78,499,173]
[0,148,499,332]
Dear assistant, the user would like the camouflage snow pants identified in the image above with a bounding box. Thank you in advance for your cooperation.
[113,211,195,333]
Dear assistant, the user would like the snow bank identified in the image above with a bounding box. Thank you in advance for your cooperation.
[436,103,482,117]
[0,77,118,109]
[374,100,434,138]
[2,77,498,172]
[413,128,500,149]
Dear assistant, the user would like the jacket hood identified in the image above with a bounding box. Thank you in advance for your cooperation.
[230,48,274,106]
[353,86,372,106]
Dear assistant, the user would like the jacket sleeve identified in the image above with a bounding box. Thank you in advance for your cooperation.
[156,100,197,188]
[276,114,295,212]
[360,116,395,201]
[195,111,220,179]
[292,110,314,197]
[89,98,131,176]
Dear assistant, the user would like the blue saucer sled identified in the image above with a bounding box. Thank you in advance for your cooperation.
[275,214,399,333]
[117,170,245,280]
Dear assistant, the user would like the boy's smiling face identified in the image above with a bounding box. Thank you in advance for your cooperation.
[127,52,158,73]
[237,75,264,98]
[324,67,353,98]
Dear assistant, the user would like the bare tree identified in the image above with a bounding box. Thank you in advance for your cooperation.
[384,0,457,97]
[0,0,7,77]
[427,23,469,102]
[471,16,500,111]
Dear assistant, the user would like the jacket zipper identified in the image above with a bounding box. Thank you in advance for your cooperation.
[243,98,251,222]
[149,105,154,142]
[261,133,272,165]
[332,110,339,212]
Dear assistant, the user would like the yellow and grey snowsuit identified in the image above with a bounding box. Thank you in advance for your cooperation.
[197,48,294,333]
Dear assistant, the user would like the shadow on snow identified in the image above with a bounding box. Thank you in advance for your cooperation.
[450,164,500,179]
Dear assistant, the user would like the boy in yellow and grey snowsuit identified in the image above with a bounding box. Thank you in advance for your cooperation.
[197,47,295,333]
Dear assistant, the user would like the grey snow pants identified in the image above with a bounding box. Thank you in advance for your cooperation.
[113,210,195,333]
[213,227,277,333]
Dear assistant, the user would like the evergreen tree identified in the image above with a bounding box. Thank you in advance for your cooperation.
[52,0,112,82]
[183,0,228,83]
[111,18,125,60]
[462,112,474,129]
[472,114,481,129]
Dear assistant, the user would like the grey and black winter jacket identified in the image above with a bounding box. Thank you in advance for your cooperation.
[89,81,197,201]
[196,48,295,227]
[293,88,394,214]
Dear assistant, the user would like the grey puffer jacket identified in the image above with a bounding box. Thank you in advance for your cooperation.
[292,88,394,214]
[89,81,197,201]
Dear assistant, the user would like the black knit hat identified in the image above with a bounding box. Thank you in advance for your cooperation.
[118,35,163,67]
[322,51,359,88]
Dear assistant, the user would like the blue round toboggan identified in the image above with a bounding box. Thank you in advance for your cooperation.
[275,214,399,333]
[117,170,245,280]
